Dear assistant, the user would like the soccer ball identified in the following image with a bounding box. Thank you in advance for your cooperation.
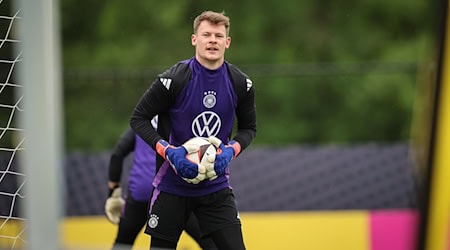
[182,137,216,184]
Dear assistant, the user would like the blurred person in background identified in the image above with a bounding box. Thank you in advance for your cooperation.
[105,118,217,250]
[130,10,256,250]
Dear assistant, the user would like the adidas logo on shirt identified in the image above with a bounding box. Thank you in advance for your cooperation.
[246,79,252,91]
[160,78,172,90]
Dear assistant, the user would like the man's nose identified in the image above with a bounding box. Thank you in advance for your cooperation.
[209,36,218,42]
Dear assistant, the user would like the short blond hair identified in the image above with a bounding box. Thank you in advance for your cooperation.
[193,10,230,35]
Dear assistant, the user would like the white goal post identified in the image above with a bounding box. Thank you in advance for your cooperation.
[14,0,63,249]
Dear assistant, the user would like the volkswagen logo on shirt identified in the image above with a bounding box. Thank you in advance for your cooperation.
[192,111,221,137]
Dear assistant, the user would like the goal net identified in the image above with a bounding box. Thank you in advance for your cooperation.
[0,1,26,249]
[1,0,63,249]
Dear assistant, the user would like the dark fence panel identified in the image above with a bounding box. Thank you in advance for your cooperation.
[0,144,417,216]
[62,143,416,216]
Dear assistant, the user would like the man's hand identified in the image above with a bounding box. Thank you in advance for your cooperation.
[156,139,200,179]
[104,186,124,224]
[206,136,241,180]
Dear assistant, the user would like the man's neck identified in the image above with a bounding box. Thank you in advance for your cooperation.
[195,55,224,70]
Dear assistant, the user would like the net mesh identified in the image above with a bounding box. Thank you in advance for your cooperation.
[0,1,26,249]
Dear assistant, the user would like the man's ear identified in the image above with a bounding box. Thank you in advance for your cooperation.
[191,34,197,46]
[225,36,231,49]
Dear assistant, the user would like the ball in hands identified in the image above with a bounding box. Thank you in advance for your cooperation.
[182,137,216,184]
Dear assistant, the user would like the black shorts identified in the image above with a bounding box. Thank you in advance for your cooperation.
[114,192,148,245]
[144,188,242,242]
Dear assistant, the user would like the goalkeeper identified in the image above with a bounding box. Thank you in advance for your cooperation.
[106,124,217,249]
[130,10,256,250]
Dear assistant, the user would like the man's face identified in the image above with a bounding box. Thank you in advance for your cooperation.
[192,21,231,66]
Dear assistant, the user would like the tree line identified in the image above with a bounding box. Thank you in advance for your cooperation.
[60,0,438,151]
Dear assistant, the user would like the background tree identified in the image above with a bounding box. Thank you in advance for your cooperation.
[60,0,437,151]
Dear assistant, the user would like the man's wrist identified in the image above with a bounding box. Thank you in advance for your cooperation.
[156,139,170,159]
[229,141,241,158]
[108,181,120,190]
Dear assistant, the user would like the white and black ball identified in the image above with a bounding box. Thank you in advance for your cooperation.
[182,137,216,184]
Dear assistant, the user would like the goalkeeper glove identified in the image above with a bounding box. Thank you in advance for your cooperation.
[104,186,124,225]
[156,139,200,179]
[206,136,241,179]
